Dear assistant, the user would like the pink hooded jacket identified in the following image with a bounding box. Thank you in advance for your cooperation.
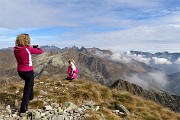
[14,46,42,71]
[67,65,78,79]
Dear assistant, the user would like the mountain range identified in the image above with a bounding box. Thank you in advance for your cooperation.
[130,50,180,95]
[0,46,180,112]
[130,50,180,74]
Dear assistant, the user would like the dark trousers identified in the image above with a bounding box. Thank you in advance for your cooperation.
[18,70,34,113]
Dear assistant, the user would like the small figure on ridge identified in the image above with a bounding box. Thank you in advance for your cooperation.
[66,59,78,81]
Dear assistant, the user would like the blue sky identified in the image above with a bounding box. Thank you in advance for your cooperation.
[1,0,180,52]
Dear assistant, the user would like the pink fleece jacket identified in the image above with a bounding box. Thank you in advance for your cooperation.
[14,46,42,71]
[67,66,78,79]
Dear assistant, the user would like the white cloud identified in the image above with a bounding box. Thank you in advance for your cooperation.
[175,58,180,64]
[95,50,151,64]
[0,0,175,28]
[152,57,172,64]
[70,24,180,52]
[109,52,132,63]
[132,54,151,64]
[1,0,180,52]
[95,50,175,66]
[126,71,169,90]
[108,0,162,9]
[85,25,180,42]
[160,11,180,25]
[95,51,133,63]
[0,0,78,28]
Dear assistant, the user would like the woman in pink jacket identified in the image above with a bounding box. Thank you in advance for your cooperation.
[66,59,78,81]
[14,33,42,115]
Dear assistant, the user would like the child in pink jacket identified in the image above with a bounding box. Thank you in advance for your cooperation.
[66,59,78,80]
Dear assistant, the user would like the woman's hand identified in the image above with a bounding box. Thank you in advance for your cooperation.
[32,45,40,48]
[37,45,40,48]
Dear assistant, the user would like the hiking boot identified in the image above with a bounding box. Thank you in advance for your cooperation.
[29,96,34,101]
[19,112,26,117]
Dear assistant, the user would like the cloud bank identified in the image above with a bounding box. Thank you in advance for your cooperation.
[126,71,169,91]
[95,50,173,65]
[95,50,170,91]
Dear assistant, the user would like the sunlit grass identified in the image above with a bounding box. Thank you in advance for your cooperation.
[29,100,43,109]
[0,77,180,120]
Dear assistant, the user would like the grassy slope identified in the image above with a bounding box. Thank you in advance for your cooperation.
[0,76,180,120]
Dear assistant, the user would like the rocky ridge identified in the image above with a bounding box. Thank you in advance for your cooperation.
[111,79,180,112]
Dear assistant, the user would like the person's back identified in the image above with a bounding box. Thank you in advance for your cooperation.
[14,45,42,71]
[13,33,42,115]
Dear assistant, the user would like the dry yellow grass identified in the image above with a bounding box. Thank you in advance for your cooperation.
[0,76,180,120]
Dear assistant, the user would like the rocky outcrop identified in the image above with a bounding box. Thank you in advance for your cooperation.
[0,100,129,120]
[111,80,180,112]
[0,101,96,120]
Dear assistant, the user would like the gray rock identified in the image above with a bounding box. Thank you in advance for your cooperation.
[42,71,49,76]
[15,99,18,107]
[6,105,11,114]
[0,100,116,120]
[31,110,41,119]
[44,105,53,111]
[83,101,95,107]
[63,102,78,111]
[40,90,47,95]
[52,115,65,120]
[112,110,119,115]
[57,107,63,113]
[116,104,131,116]
[0,115,4,120]
[93,106,100,111]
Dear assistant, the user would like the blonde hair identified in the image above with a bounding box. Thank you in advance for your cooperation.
[68,59,75,64]
[15,33,30,46]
